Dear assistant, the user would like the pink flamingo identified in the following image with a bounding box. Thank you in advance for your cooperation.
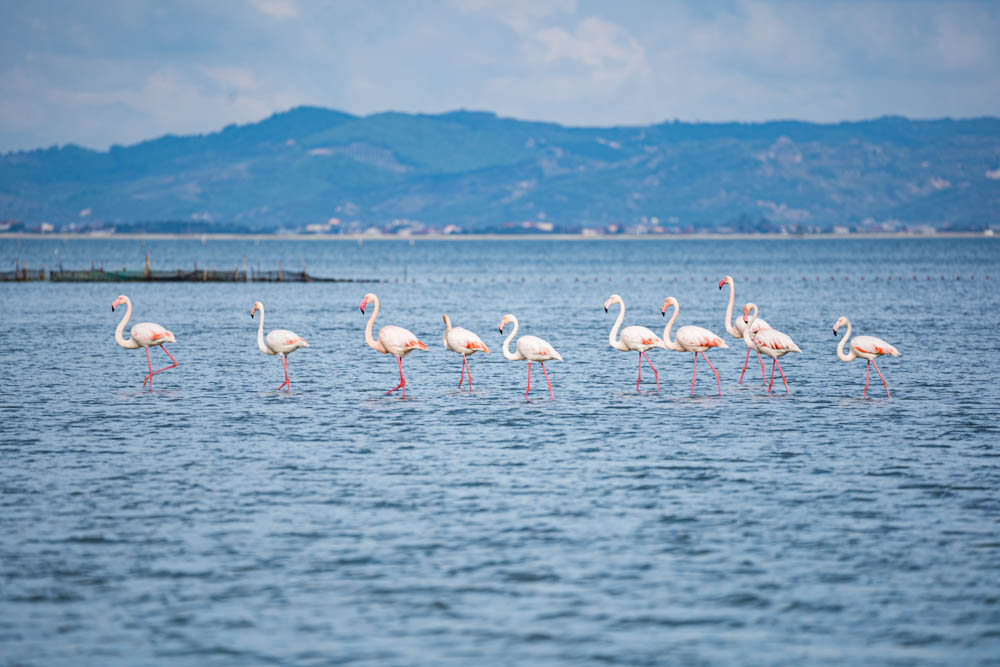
[442,314,490,390]
[499,314,563,398]
[660,296,728,395]
[361,293,427,396]
[604,294,664,391]
[251,301,309,390]
[833,316,900,398]
[742,303,801,393]
[719,275,769,384]
[111,294,177,389]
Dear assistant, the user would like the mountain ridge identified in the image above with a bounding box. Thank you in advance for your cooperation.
[2,106,998,231]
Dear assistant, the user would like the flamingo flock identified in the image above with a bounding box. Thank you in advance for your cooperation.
[109,279,900,399]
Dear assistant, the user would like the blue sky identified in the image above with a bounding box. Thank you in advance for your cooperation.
[1,0,998,152]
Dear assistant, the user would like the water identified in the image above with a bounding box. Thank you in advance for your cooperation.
[2,237,999,665]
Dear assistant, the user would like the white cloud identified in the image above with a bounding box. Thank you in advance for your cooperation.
[251,0,299,21]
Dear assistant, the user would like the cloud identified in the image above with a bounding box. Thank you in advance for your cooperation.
[250,0,298,21]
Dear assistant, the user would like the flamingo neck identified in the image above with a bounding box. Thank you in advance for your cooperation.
[661,304,684,351]
[836,319,856,362]
[114,298,138,348]
[256,305,269,354]
[364,296,386,353]
[502,318,523,360]
[608,301,628,351]
[442,314,452,349]
[723,279,740,338]
[743,306,757,348]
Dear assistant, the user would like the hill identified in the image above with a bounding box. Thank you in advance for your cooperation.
[2,107,998,232]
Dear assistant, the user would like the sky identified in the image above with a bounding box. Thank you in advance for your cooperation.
[1,0,998,152]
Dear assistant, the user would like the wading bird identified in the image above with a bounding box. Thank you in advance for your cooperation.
[499,314,562,399]
[251,301,309,390]
[660,296,728,396]
[111,294,177,389]
[361,293,427,396]
[719,275,769,384]
[604,294,664,391]
[743,303,800,394]
[833,316,899,398]
[442,314,490,390]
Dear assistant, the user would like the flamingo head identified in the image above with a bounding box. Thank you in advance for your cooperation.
[498,313,515,333]
[603,294,621,313]
[360,293,376,314]
[832,316,848,335]
[251,301,263,318]
[111,295,128,311]
[660,296,677,317]
[742,302,757,324]
[719,275,733,290]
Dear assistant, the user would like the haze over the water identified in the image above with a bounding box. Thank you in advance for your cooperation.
[1,0,999,152]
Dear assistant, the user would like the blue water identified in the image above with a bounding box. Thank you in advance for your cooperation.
[2,237,999,665]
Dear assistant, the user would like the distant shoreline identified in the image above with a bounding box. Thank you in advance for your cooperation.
[1,231,994,241]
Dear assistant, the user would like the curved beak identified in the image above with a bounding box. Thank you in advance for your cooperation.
[111,305,115,312]
[718,280,724,289]
[360,302,366,314]
[604,306,608,313]
[661,309,665,317]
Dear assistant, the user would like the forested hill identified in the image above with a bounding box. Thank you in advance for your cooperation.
[2,106,998,231]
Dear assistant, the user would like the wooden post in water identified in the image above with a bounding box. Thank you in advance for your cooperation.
[278,259,283,282]
[144,253,150,280]
[243,256,248,282]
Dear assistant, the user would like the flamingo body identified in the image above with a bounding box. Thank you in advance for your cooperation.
[111,295,178,389]
[833,316,899,398]
[660,297,728,396]
[252,301,308,390]
[443,314,489,390]
[361,293,426,396]
[720,275,770,384]
[743,303,800,393]
[499,314,562,398]
[604,294,663,391]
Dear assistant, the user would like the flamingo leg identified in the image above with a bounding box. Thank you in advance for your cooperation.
[640,350,659,391]
[465,356,473,391]
[863,360,871,398]
[701,351,721,396]
[525,361,531,398]
[277,354,290,390]
[541,362,554,399]
[458,356,466,389]
[145,345,178,388]
[871,359,890,399]
[774,358,789,393]
[143,346,153,388]
[386,355,406,396]
[691,352,698,396]
[636,351,642,391]
[739,347,750,383]
[757,351,767,384]
[768,358,776,393]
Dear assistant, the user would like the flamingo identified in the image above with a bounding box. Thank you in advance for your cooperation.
[251,301,309,390]
[442,314,490,390]
[719,275,769,384]
[660,296,729,395]
[833,316,900,398]
[604,294,664,391]
[742,303,801,393]
[111,294,177,389]
[498,314,562,399]
[361,293,427,396]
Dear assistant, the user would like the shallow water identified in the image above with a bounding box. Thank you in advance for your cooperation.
[2,237,999,665]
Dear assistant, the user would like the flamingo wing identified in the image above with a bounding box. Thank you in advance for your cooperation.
[754,328,800,353]
[266,329,309,354]
[676,325,728,351]
[621,325,663,350]
[447,326,490,355]
[380,325,427,356]
[518,335,562,362]
[852,335,899,357]
[131,322,175,346]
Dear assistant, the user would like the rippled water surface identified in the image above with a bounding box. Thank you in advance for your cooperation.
[2,237,999,665]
